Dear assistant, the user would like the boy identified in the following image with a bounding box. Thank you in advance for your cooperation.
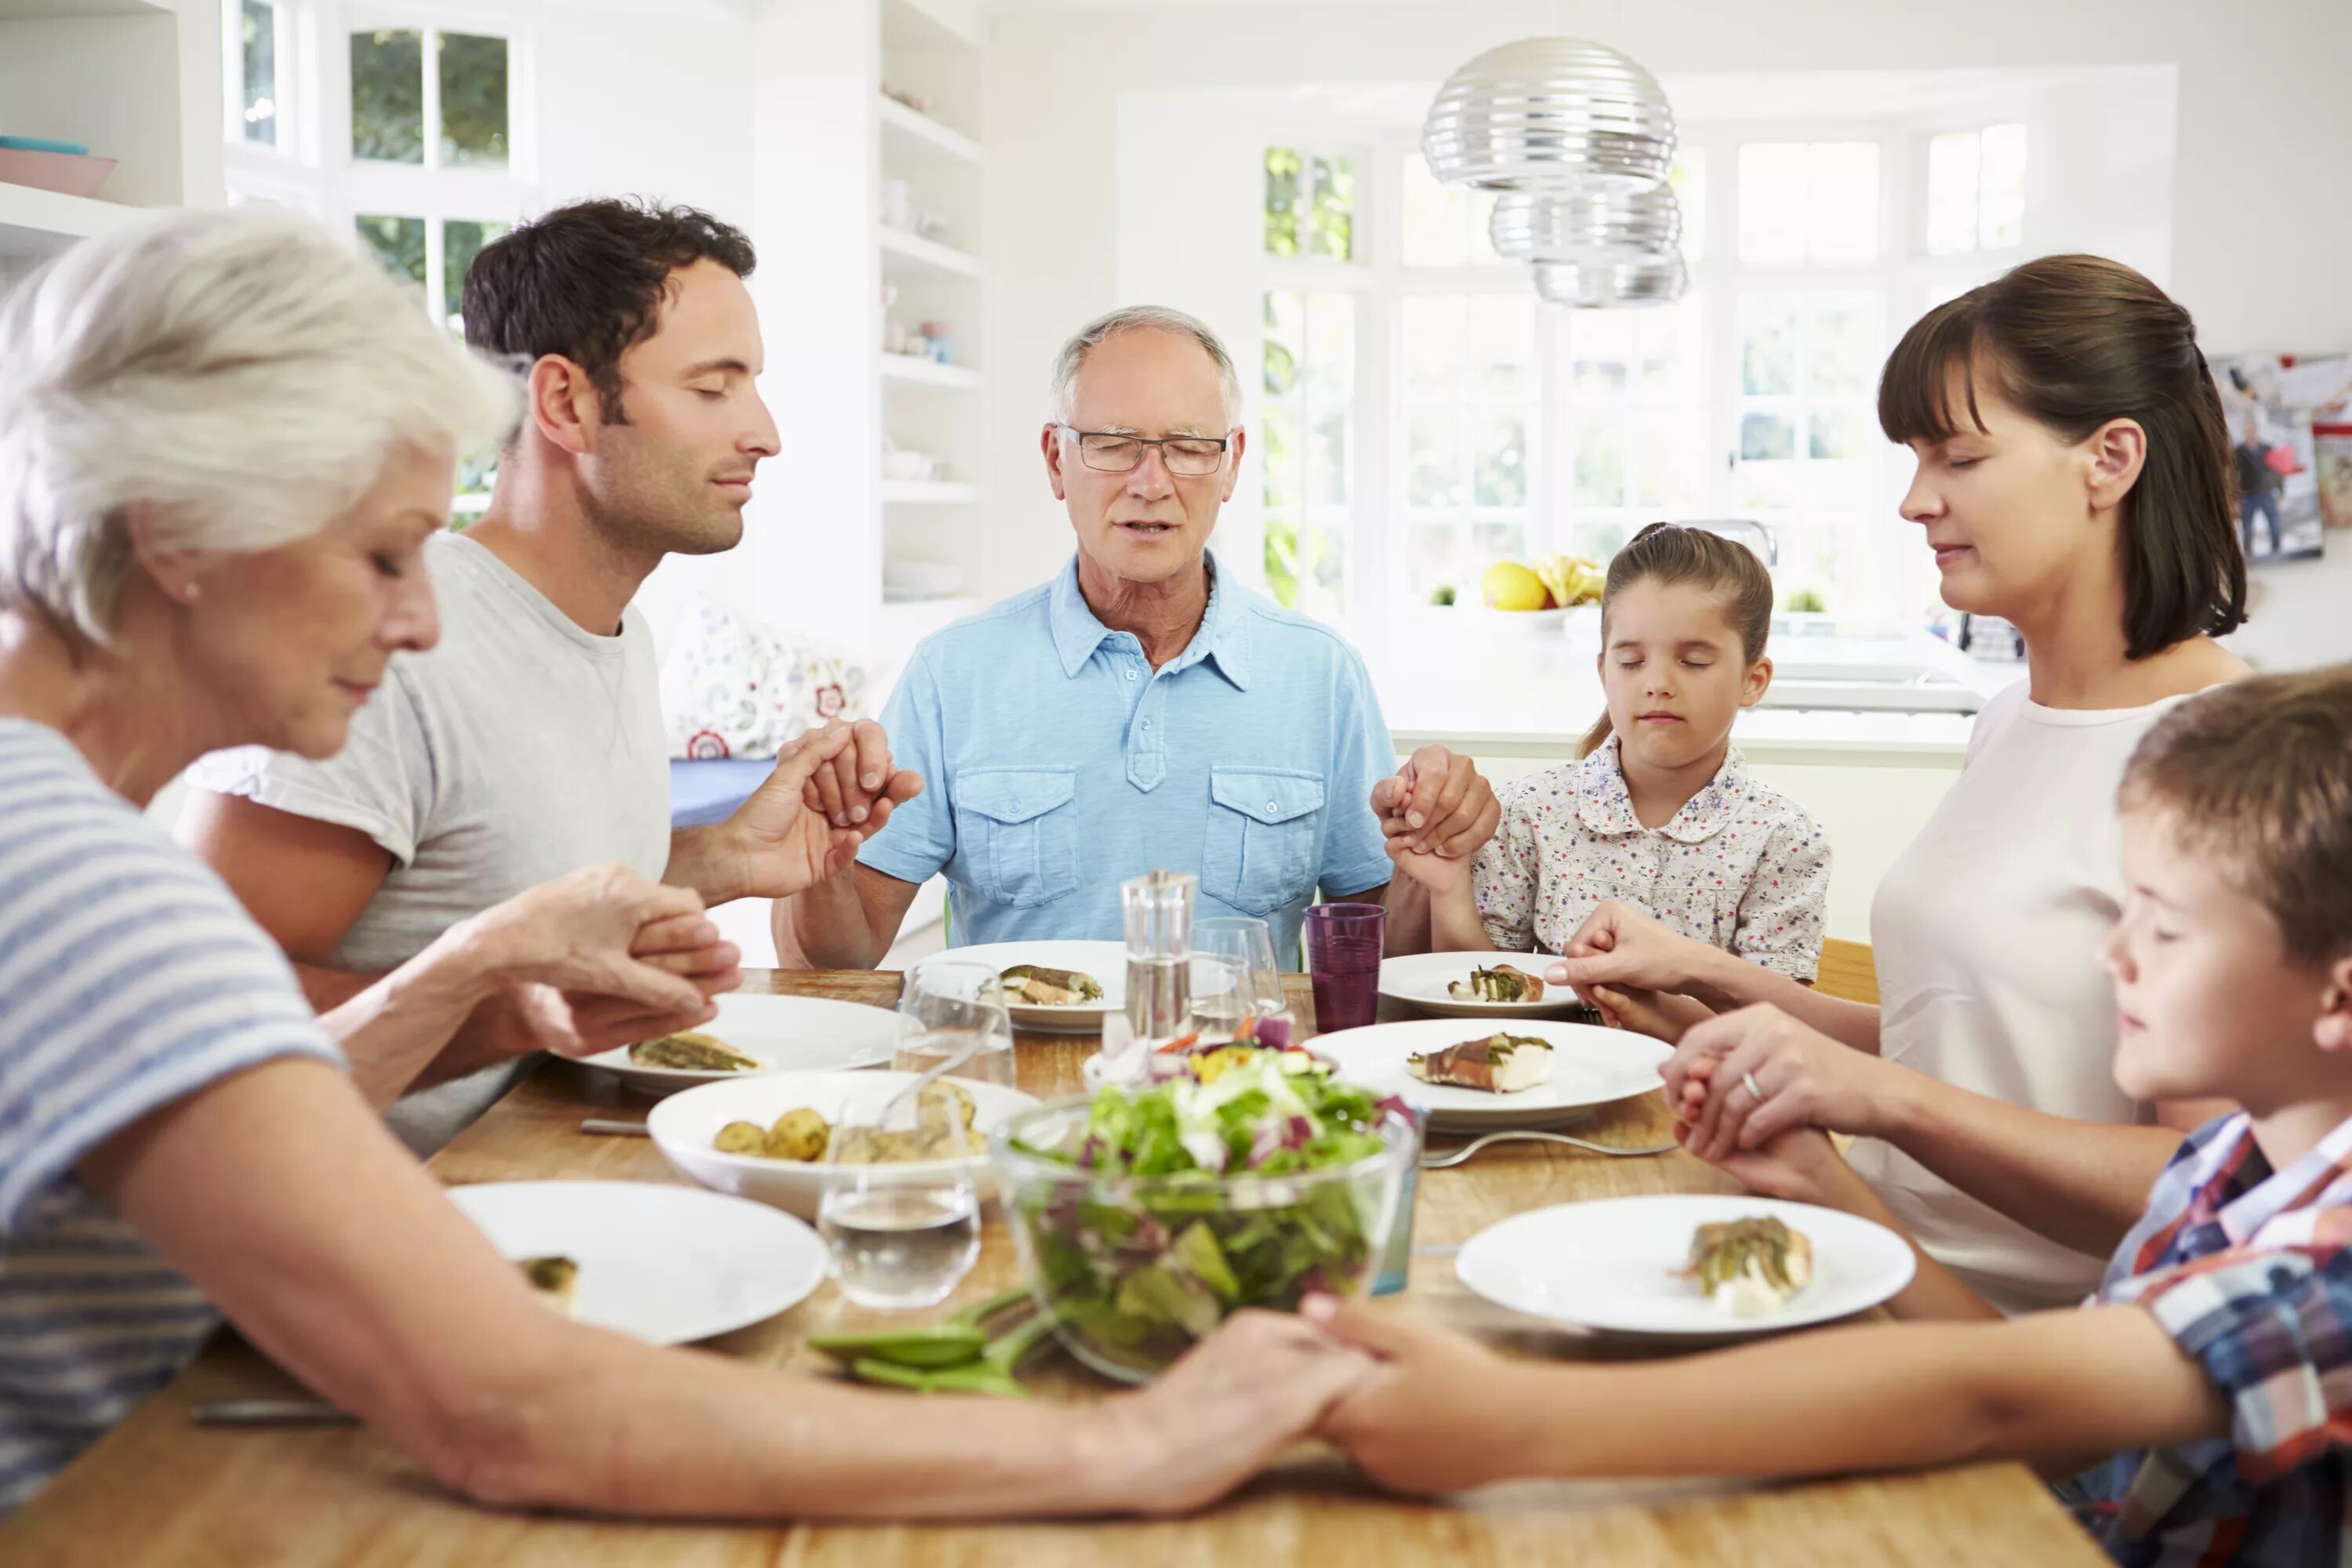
[1308,667,2352,1566]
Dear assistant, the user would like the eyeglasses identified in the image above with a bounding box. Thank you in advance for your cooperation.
[1058,426,1231,477]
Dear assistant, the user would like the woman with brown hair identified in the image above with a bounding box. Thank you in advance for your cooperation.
[1545,253,2250,1313]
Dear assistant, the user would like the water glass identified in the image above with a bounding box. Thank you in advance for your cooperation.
[1305,902,1385,1033]
[894,958,1014,1089]
[1121,869,1196,1040]
[1190,916,1289,1039]
[817,1166,981,1310]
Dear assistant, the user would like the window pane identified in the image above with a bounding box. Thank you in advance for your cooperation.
[351,30,425,163]
[1472,412,1527,507]
[1926,130,1980,256]
[1573,419,1626,506]
[241,2,278,147]
[1401,297,1466,400]
[1740,293,1799,396]
[1307,411,1350,506]
[1264,147,1301,256]
[1303,292,1354,403]
[1740,410,1795,462]
[1309,154,1354,262]
[1406,410,1463,509]
[1261,402,1300,511]
[354,214,426,292]
[1808,405,1871,461]
[1407,524,1472,598]
[1292,520,1345,618]
[443,220,508,337]
[1468,295,1535,401]
[1737,143,1806,264]
[1635,411,1701,510]
[1735,456,1797,510]
[1401,154,1465,267]
[1806,294,1878,397]
[1470,520,1527,566]
[1263,290,1303,397]
[1807,142,1879,263]
[438,33,510,169]
[1668,149,1704,263]
[1979,122,2027,249]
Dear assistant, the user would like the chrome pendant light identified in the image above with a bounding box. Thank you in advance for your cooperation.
[1530,252,1689,308]
[1488,185,1681,265]
[1421,37,1676,195]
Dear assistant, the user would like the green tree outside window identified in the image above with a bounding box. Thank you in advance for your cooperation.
[350,30,423,163]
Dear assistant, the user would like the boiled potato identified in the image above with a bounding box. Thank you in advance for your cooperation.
[765,1106,830,1163]
[713,1120,768,1155]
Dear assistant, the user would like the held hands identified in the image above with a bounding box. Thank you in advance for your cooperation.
[1545,897,1715,1000]
[463,865,743,1058]
[1370,744,1500,884]
[1100,1310,1374,1515]
[1664,1003,1894,1163]
[1303,1295,1531,1496]
[724,720,924,900]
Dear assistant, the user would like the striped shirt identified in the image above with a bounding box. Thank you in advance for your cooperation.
[0,720,338,1513]
[2074,1109,2352,1565]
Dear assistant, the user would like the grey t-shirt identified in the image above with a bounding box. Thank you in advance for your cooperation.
[187,531,672,1151]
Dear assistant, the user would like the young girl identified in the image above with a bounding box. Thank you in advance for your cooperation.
[1392,523,1830,978]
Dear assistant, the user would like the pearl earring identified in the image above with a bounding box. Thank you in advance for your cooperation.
[180,583,202,604]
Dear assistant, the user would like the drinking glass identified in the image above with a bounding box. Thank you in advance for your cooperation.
[817,1165,982,1310]
[1189,916,1290,1039]
[892,958,1015,1089]
[1304,902,1386,1033]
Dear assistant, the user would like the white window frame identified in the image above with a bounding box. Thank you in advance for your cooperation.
[335,5,539,333]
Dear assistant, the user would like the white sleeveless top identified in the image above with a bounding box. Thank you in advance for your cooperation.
[1850,681,2197,1315]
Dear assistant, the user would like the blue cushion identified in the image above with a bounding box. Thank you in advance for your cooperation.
[669,758,774,828]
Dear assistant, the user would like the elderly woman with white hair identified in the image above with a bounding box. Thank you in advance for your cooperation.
[0,209,1366,1519]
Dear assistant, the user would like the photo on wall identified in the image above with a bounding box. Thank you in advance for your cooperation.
[2215,354,2346,565]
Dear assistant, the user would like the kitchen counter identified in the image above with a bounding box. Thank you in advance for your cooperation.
[1366,608,2009,766]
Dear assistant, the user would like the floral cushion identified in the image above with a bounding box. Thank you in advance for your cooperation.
[659,597,867,760]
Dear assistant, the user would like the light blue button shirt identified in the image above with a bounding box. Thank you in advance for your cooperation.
[858,552,1399,964]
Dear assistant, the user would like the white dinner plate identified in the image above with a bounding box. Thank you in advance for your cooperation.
[445,1180,826,1345]
[1309,1016,1668,1131]
[578,992,899,1094]
[1455,1195,1916,1341]
[946,940,1128,1034]
[1377,951,1598,1021]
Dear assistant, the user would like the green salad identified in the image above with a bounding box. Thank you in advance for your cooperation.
[1002,1054,1410,1378]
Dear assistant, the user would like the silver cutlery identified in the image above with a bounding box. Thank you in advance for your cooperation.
[1419,1129,1679,1169]
[580,1118,649,1137]
[192,1399,356,1428]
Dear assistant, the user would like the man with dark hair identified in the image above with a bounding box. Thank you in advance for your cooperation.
[177,198,918,1151]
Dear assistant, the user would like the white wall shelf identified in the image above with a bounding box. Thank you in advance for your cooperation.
[880,480,983,505]
[878,95,982,165]
[0,180,143,256]
[0,0,165,16]
[880,224,982,278]
[880,351,982,390]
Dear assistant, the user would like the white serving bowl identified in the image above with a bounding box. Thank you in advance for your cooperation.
[648,1070,1041,1220]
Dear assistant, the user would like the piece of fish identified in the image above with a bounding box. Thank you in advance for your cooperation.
[1686,1217,1813,1316]
[628,1030,763,1072]
[1000,964,1105,1006]
[1446,964,1546,1004]
[1406,1032,1555,1093]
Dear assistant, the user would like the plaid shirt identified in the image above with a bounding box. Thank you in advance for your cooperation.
[2071,1109,2352,1566]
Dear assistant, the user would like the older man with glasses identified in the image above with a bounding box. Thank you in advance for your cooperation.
[778,304,1498,970]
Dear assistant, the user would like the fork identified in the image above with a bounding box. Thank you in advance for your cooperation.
[1419,1129,1679,1169]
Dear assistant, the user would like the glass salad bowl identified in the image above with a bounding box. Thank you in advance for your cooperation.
[989,1060,1415,1383]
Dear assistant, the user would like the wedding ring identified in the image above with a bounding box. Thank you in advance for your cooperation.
[1741,1070,1766,1102]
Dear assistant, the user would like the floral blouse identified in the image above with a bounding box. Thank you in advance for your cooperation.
[1471,736,1832,978]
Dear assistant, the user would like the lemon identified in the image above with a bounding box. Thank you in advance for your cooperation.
[1480,561,1550,612]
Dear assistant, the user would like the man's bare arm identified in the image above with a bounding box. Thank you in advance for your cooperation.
[775,862,924,971]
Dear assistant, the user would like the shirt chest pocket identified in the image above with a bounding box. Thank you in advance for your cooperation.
[1202,768,1326,918]
[953,768,1080,909]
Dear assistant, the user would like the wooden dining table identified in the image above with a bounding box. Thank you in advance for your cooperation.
[3,956,2104,1567]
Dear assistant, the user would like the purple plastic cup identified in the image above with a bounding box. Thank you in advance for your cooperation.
[1305,902,1385,1033]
